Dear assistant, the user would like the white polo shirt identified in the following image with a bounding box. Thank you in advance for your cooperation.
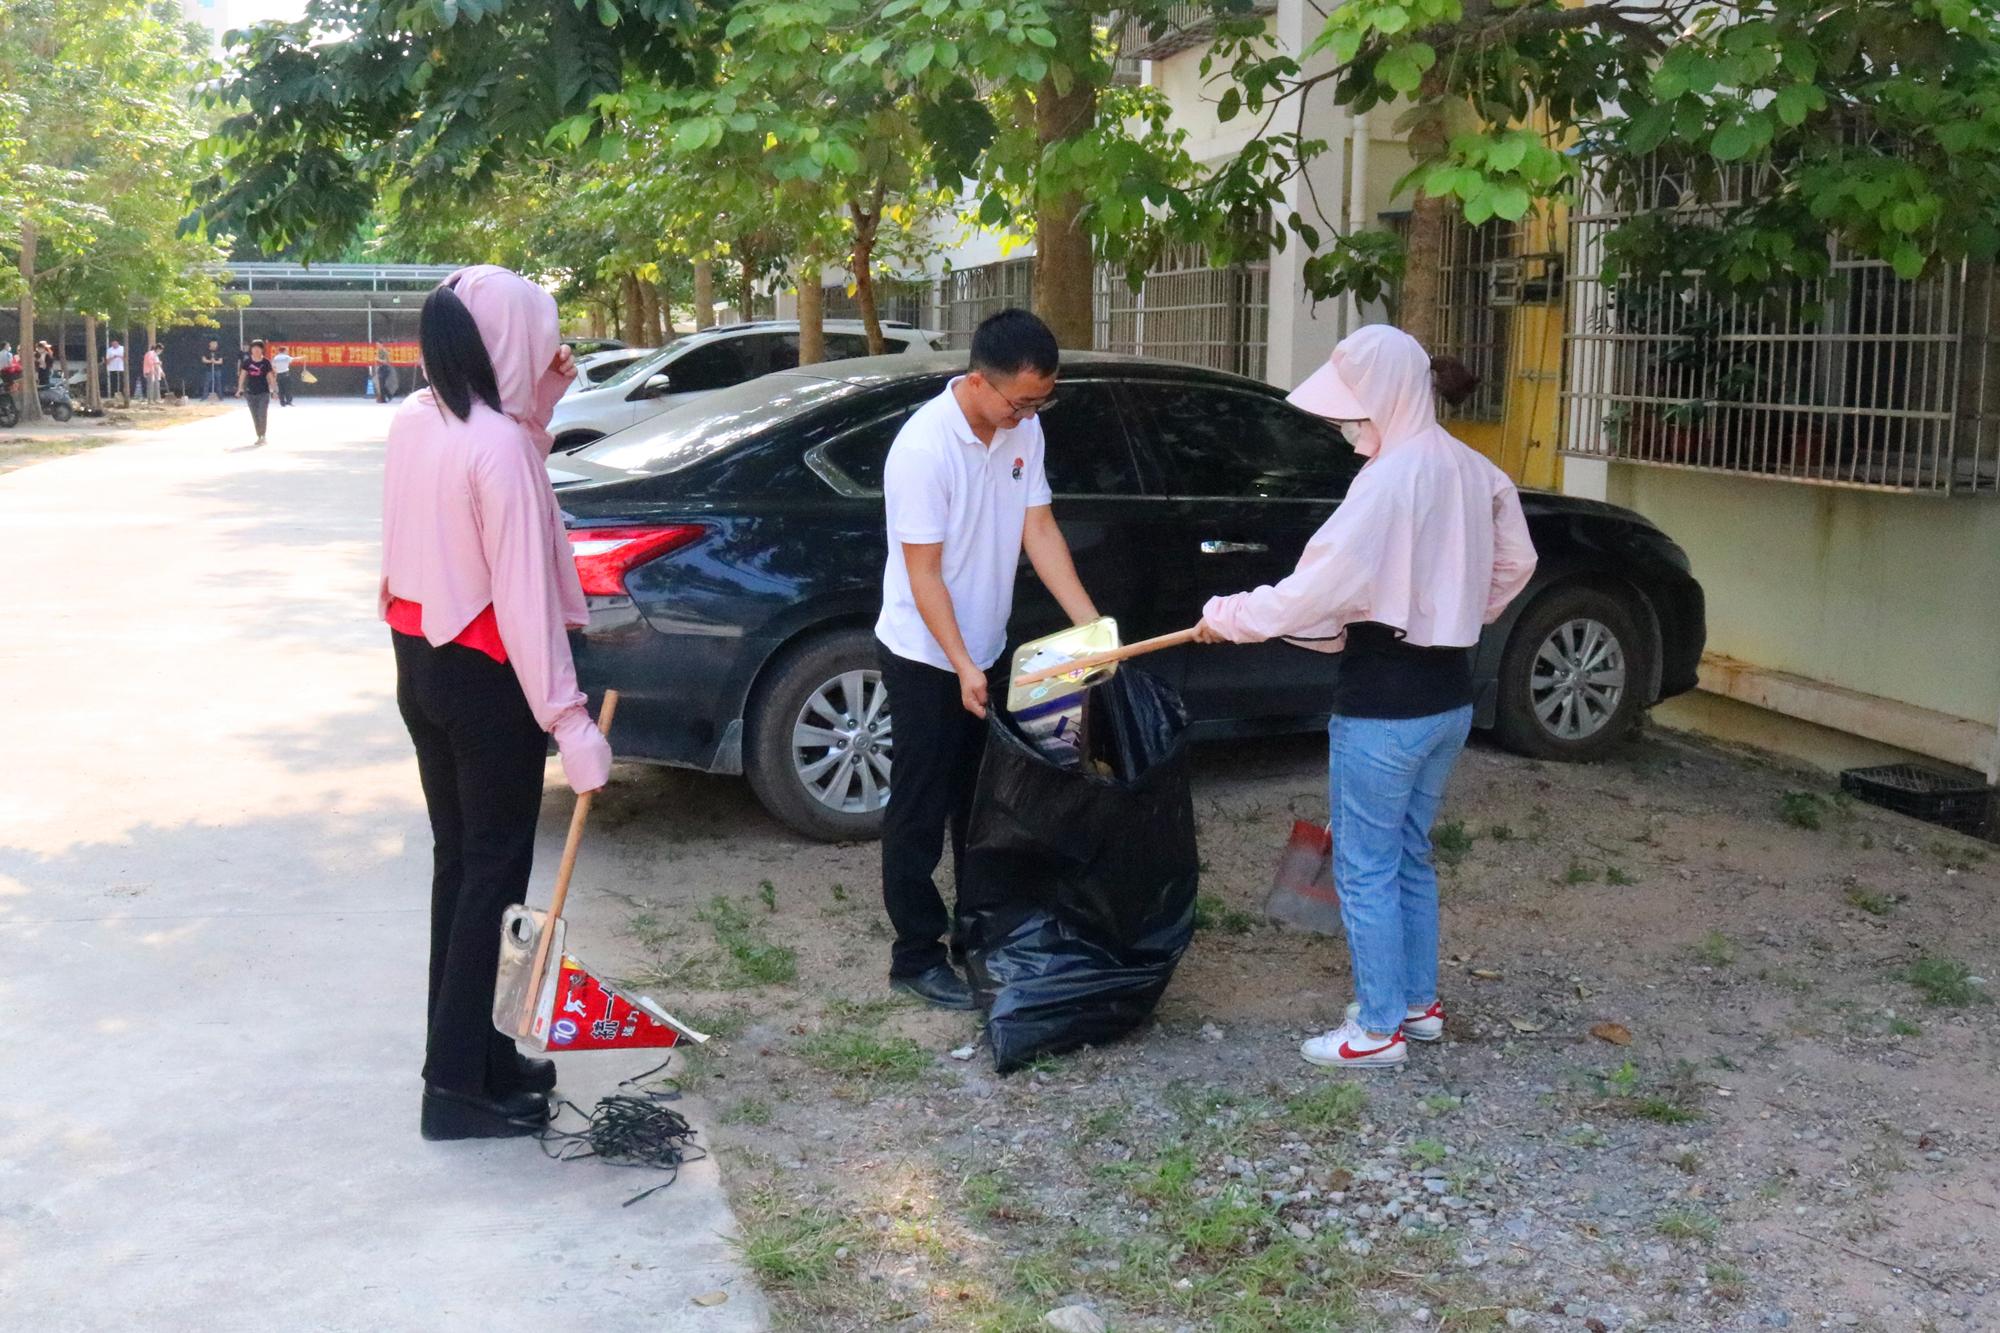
[876,379,1053,672]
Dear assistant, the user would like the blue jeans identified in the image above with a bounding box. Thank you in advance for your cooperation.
[1328,706,1473,1035]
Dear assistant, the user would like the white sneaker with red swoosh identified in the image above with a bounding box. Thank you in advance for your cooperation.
[1301,1018,1407,1069]
[1345,999,1447,1043]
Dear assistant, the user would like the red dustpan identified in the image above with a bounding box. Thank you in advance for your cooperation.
[1265,819,1343,934]
[492,690,707,1053]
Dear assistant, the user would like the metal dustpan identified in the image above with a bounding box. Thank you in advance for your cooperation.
[491,690,708,1054]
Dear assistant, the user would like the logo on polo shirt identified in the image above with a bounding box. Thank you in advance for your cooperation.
[1012,457,1023,480]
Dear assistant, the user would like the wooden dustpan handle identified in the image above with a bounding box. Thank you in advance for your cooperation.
[519,690,619,1031]
[1011,626,1201,690]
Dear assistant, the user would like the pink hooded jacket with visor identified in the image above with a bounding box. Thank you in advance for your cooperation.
[1202,324,1537,651]
[378,264,611,792]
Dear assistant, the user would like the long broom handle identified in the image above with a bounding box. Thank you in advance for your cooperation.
[1011,626,1201,690]
[519,690,619,1030]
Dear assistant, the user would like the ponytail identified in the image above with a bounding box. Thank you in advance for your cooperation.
[1431,354,1480,409]
[419,283,503,423]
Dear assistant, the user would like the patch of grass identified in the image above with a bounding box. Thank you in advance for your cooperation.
[824,996,900,1025]
[1487,823,1515,842]
[1845,884,1898,916]
[1605,864,1638,887]
[626,909,673,953]
[1283,1081,1368,1133]
[1707,1262,1748,1301]
[1671,1149,1702,1175]
[1632,1098,1700,1125]
[1903,954,1984,1007]
[1433,819,1475,869]
[1420,1092,1463,1116]
[1192,893,1257,935]
[1565,1124,1609,1149]
[723,1097,775,1126]
[1779,790,1829,830]
[1694,930,1738,967]
[1564,857,1600,885]
[1657,1208,1720,1244]
[758,879,778,913]
[799,1027,930,1082]
[1932,839,1990,873]
[1079,1103,1131,1140]
[736,1202,860,1287]
[699,895,799,987]
[1408,1137,1450,1168]
[829,881,848,902]
[1888,1014,1923,1037]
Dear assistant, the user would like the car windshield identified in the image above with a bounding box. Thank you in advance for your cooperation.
[575,372,862,476]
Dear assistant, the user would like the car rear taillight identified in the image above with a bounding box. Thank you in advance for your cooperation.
[568,524,706,595]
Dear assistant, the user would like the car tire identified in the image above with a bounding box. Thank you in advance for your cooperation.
[553,430,602,454]
[745,627,893,842]
[1492,583,1649,762]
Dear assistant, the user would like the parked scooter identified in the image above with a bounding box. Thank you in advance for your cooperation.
[39,375,74,422]
[0,363,20,428]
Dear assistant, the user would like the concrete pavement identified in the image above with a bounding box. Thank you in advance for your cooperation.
[0,402,768,1331]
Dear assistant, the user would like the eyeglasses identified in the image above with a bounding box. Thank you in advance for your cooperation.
[984,378,1058,417]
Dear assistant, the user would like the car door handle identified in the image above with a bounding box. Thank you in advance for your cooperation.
[1200,540,1269,555]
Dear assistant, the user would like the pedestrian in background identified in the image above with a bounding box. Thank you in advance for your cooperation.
[142,345,163,403]
[379,265,604,1140]
[272,345,295,405]
[202,339,225,399]
[35,341,53,388]
[105,337,128,404]
[235,338,274,450]
[375,343,394,403]
[1195,325,1538,1071]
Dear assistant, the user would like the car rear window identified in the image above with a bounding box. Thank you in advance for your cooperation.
[574,373,861,476]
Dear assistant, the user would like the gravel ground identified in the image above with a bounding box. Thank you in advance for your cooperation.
[566,721,2000,1332]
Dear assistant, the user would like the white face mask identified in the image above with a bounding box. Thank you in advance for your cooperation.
[1346,420,1383,458]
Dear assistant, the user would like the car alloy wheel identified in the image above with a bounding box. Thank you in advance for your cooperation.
[791,668,893,815]
[1529,616,1627,741]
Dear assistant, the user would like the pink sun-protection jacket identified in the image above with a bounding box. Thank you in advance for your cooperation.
[1202,324,1537,651]
[378,264,610,793]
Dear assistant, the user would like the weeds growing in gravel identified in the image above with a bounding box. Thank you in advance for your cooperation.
[1695,930,1737,967]
[698,895,799,986]
[1434,820,1474,869]
[1779,791,1829,830]
[1193,893,1257,935]
[1656,1209,1720,1244]
[737,1200,859,1286]
[724,1097,775,1126]
[1845,885,1897,916]
[1903,955,1984,1006]
[1283,1082,1368,1133]
[800,1027,929,1081]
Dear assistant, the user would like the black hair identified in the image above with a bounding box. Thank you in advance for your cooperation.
[249,339,265,351]
[969,308,1059,378]
[420,283,503,423]
[1431,354,1480,409]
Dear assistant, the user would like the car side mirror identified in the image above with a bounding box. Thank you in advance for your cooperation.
[639,372,673,398]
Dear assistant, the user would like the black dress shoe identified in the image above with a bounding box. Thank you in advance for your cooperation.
[491,1052,557,1096]
[420,1084,551,1141]
[890,963,976,1011]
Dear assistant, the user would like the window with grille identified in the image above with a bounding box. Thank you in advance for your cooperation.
[1093,243,1271,381]
[1564,159,2000,495]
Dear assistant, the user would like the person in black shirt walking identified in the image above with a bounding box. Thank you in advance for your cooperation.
[235,339,275,450]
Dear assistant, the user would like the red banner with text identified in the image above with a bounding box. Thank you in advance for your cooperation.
[277,342,420,367]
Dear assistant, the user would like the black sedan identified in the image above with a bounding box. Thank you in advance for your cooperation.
[550,352,1705,841]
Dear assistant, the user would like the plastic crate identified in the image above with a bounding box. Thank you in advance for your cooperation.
[1839,764,1994,837]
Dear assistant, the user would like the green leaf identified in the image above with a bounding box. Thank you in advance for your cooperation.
[1489,184,1531,221]
[1218,87,1241,122]
[596,0,617,25]
[1711,114,1772,162]
[1373,3,1411,33]
[1891,241,1925,280]
[1026,26,1058,47]
[979,191,1009,225]
[671,118,709,154]
[1376,43,1434,95]
[1463,185,1496,226]
[1626,102,1672,155]
[597,133,626,161]
[903,40,935,74]
[1015,53,1048,83]
[1486,137,1527,172]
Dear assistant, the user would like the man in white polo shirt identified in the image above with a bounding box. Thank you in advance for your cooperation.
[876,309,1101,1009]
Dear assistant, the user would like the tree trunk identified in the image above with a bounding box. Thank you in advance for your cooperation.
[737,253,754,323]
[692,259,716,330]
[83,312,101,413]
[648,279,668,342]
[621,273,644,346]
[17,221,38,422]
[588,303,607,338]
[1033,69,1097,350]
[850,199,886,356]
[1395,68,1453,351]
[796,264,826,365]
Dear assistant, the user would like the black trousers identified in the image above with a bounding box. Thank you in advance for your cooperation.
[246,393,269,438]
[276,371,293,405]
[393,632,548,1095]
[877,641,992,977]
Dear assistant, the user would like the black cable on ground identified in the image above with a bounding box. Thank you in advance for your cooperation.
[535,1057,704,1205]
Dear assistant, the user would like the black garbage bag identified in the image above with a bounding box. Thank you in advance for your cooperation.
[959,667,1199,1073]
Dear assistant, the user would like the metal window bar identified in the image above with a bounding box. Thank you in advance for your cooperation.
[1093,244,1270,380]
[934,259,1036,350]
[820,281,928,330]
[1116,1,1277,62]
[1434,217,1514,423]
[1562,158,2000,495]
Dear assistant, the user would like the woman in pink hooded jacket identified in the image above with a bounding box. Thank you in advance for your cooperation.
[1197,325,1538,1071]
[380,265,612,1139]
